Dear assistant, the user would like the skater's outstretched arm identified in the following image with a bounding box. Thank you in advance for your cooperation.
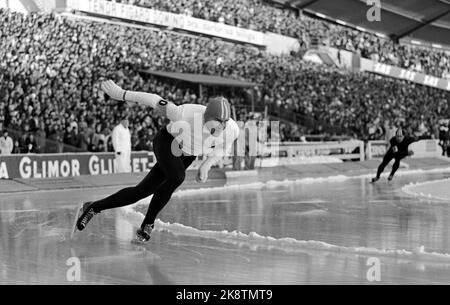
[100,80,181,121]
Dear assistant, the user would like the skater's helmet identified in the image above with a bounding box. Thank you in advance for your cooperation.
[204,97,231,136]
[204,97,231,123]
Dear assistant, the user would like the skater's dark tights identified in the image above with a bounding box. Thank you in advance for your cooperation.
[376,152,401,178]
[91,129,196,225]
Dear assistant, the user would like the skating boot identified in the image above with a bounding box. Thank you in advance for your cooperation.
[75,202,99,231]
[133,223,154,244]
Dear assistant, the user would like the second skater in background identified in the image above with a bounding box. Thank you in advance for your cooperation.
[371,128,418,183]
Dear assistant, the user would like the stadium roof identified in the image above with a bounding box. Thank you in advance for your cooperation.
[141,70,259,88]
[268,0,450,47]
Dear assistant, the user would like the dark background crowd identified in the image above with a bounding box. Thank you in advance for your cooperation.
[0,1,449,154]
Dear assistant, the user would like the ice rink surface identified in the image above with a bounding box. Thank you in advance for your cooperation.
[1,172,450,285]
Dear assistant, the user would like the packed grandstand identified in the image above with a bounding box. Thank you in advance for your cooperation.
[0,0,449,154]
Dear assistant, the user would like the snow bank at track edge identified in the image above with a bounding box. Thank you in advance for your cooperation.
[402,178,450,201]
[119,205,450,262]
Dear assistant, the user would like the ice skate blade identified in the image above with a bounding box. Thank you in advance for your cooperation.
[131,238,150,245]
[71,202,84,240]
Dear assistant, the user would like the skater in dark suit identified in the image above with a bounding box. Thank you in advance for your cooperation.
[371,128,418,182]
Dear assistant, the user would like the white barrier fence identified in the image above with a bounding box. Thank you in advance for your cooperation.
[410,140,441,158]
[366,139,441,159]
[263,140,365,161]
[0,151,155,179]
[0,140,441,179]
[227,139,440,168]
[189,140,365,170]
[366,140,388,160]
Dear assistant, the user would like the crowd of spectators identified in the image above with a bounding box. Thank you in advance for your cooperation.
[0,9,449,155]
[109,0,450,79]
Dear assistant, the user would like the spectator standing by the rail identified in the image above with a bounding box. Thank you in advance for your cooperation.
[11,140,21,154]
[36,123,47,153]
[439,120,449,157]
[25,134,38,154]
[112,114,132,173]
[0,130,13,155]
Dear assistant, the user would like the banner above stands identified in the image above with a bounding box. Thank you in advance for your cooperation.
[65,0,265,46]
[361,59,450,91]
[324,46,450,91]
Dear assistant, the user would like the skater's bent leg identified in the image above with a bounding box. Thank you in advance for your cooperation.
[140,128,197,225]
[141,149,196,225]
[91,164,166,212]
[142,155,196,225]
[389,158,401,177]
[376,153,393,178]
[142,170,186,225]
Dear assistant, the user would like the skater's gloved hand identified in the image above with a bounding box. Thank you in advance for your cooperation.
[196,164,209,183]
[116,151,121,155]
[100,80,125,101]
[408,150,414,156]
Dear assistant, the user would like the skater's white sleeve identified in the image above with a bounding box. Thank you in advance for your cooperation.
[124,91,182,121]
